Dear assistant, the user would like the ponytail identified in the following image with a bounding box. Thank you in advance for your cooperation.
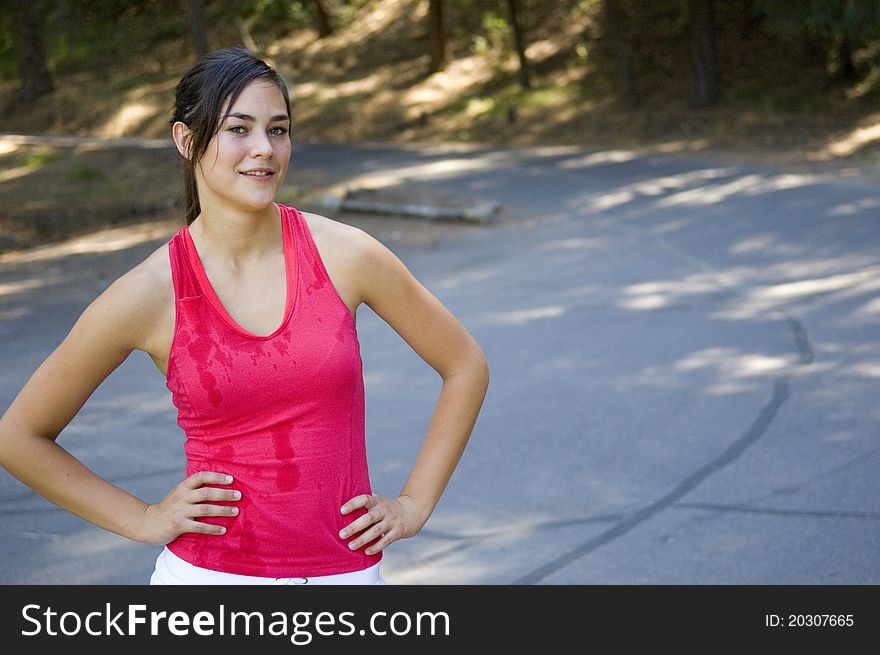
[181,161,199,226]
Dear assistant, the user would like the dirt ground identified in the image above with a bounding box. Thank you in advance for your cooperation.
[0,201,499,269]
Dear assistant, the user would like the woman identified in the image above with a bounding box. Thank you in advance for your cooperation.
[0,48,489,585]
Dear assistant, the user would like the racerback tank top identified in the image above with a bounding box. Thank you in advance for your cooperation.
[164,203,380,577]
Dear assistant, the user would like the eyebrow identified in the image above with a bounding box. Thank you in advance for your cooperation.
[226,112,290,122]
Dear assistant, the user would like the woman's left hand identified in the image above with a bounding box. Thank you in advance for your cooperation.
[339,494,425,555]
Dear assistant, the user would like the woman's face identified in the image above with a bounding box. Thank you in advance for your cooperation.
[195,79,291,215]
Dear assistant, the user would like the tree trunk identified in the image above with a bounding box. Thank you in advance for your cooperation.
[603,0,638,108]
[188,0,209,57]
[835,36,856,81]
[429,0,448,73]
[687,0,719,108]
[802,34,831,90]
[505,0,531,90]
[14,1,54,104]
[313,0,334,38]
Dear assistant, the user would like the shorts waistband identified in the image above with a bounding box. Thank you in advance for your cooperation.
[151,547,385,585]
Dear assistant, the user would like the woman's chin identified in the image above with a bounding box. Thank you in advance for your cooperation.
[230,192,281,213]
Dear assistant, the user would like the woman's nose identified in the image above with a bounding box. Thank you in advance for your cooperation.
[249,131,274,158]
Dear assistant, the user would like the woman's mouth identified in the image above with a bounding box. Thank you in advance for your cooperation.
[240,169,275,179]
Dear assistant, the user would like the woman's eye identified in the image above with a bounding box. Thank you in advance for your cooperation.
[229,126,247,135]
[270,127,289,136]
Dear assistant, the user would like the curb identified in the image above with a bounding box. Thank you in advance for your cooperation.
[321,189,500,223]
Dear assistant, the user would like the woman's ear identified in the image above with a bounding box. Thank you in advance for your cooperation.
[172,121,193,160]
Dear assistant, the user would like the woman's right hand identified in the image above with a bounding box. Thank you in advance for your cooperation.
[139,472,240,545]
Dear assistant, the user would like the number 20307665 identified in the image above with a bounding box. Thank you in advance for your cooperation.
[765,614,854,628]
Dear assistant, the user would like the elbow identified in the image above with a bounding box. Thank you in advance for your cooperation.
[0,420,14,470]
[434,332,490,391]
[476,349,490,390]
[447,343,489,391]
[0,415,39,470]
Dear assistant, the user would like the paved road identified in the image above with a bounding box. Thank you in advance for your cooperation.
[1,141,878,584]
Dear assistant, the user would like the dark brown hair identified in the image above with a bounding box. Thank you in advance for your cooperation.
[170,47,291,225]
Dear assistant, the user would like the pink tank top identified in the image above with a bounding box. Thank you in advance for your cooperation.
[164,203,380,577]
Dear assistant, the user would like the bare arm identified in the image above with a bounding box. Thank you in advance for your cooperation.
[339,229,490,553]
[0,257,238,544]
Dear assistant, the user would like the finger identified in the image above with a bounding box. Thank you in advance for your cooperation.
[348,522,387,551]
[340,505,383,537]
[189,487,242,503]
[365,529,393,556]
[340,494,374,515]
[180,519,228,536]
[338,511,379,539]
[188,503,240,519]
[184,472,233,489]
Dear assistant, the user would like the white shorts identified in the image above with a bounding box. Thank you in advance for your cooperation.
[150,547,386,585]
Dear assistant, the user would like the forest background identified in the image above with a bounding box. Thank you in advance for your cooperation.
[2,0,879,252]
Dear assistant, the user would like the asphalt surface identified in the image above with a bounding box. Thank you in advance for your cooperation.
[0,140,878,584]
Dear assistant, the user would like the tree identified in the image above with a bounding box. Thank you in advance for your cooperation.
[687,0,719,108]
[752,0,880,86]
[429,0,448,72]
[313,0,334,38]
[505,0,531,90]
[188,0,208,57]
[835,34,855,81]
[602,0,638,109]
[12,0,54,103]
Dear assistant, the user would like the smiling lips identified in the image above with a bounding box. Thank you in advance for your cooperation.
[240,168,275,178]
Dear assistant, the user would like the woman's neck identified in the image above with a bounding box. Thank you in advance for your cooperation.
[189,203,282,268]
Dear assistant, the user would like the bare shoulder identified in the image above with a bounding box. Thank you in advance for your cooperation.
[301,210,397,262]
[91,241,174,353]
[300,211,396,306]
[112,242,172,310]
[301,210,375,257]
[301,210,426,317]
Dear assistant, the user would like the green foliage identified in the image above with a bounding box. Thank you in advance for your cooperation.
[1,0,879,130]
[752,0,880,44]
[69,163,105,182]
[481,10,509,41]
[25,151,61,167]
[35,0,187,74]
[234,0,312,36]
[465,9,509,55]
[0,9,16,79]
[750,0,880,87]
[334,0,376,19]
[471,35,492,56]
[728,77,823,114]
